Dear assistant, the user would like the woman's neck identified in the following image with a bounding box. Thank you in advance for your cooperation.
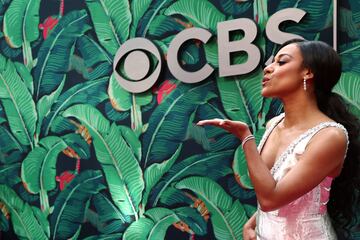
[280,92,326,129]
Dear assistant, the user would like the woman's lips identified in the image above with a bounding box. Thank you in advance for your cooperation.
[262,77,270,86]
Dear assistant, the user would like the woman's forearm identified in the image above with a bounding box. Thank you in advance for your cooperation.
[241,137,277,210]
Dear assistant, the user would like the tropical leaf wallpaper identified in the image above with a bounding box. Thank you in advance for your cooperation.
[0,0,359,239]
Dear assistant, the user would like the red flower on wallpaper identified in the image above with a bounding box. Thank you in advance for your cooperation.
[154,80,177,104]
[56,171,76,191]
[39,16,59,39]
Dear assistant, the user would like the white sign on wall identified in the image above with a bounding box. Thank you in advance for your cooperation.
[113,5,337,93]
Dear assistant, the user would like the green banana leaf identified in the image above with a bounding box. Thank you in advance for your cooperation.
[14,62,34,95]
[176,176,248,240]
[48,116,77,135]
[190,101,239,152]
[36,80,65,139]
[31,205,50,238]
[16,184,41,203]
[3,0,41,68]
[0,105,5,124]
[232,128,265,189]
[339,7,360,39]
[91,192,129,233]
[63,104,144,219]
[108,74,153,111]
[148,15,184,39]
[264,98,283,122]
[340,40,360,75]
[83,233,123,240]
[254,0,268,32]
[159,186,193,206]
[130,0,153,37]
[21,136,68,214]
[243,204,257,218]
[123,208,180,240]
[218,0,252,17]
[349,0,360,23]
[0,184,47,240]
[164,0,226,33]
[0,125,25,153]
[137,0,176,37]
[3,0,40,47]
[117,125,142,161]
[333,72,360,115]
[0,38,22,58]
[108,73,153,136]
[203,38,219,68]
[149,150,234,207]
[61,133,91,160]
[216,67,263,131]
[50,170,106,240]
[43,76,108,135]
[0,150,23,165]
[174,207,207,236]
[0,162,21,186]
[141,82,216,168]
[122,217,153,240]
[75,35,112,80]
[142,145,182,209]
[85,0,131,55]
[0,211,9,231]
[227,177,256,202]
[0,55,37,148]
[104,101,130,121]
[153,36,201,65]
[34,10,91,100]
[179,43,201,65]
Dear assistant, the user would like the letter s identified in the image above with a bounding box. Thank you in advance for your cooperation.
[265,8,306,45]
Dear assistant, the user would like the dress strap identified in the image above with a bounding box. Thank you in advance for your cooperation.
[257,113,285,152]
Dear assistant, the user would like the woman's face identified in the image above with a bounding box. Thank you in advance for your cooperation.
[261,43,307,98]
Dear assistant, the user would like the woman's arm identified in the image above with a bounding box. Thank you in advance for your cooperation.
[243,211,257,240]
[197,119,347,211]
[242,127,346,211]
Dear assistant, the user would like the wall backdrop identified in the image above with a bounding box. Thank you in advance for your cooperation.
[0,0,359,239]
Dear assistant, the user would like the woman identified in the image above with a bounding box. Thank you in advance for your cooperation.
[197,39,360,239]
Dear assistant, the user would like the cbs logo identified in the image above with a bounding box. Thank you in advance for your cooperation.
[113,8,307,93]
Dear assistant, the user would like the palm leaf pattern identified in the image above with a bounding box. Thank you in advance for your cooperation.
[0,55,37,148]
[0,0,358,239]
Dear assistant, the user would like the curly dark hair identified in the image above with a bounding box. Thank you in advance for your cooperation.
[279,39,360,238]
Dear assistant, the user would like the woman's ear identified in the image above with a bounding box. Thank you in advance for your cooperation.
[303,68,314,80]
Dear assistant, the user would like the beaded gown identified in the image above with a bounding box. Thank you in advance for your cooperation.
[255,113,348,240]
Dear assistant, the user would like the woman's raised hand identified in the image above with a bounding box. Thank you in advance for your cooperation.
[197,119,250,140]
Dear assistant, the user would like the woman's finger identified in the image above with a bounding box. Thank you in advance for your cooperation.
[197,119,224,126]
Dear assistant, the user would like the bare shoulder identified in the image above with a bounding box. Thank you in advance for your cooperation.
[265,114,284,129]
[305,125,348,167]
[311,124,348,147]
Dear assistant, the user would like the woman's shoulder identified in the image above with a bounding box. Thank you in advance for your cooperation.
[265,113,285,129]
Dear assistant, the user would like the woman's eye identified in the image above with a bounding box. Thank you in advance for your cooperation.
[278,60,286,65]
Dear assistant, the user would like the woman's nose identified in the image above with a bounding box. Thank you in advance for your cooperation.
[263,64,273,75]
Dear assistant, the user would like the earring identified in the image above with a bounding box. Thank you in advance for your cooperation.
[303,78,307,91]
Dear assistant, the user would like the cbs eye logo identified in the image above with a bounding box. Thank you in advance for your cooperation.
[113,38,162,93]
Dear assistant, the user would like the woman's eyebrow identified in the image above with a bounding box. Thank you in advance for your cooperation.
[276,53,293,60]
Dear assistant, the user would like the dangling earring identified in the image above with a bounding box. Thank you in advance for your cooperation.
[303,78,307,91]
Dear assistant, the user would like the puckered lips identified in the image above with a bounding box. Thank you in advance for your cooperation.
[262,76,271,86]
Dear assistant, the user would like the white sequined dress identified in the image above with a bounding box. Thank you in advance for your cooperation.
[255,113,349,240]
